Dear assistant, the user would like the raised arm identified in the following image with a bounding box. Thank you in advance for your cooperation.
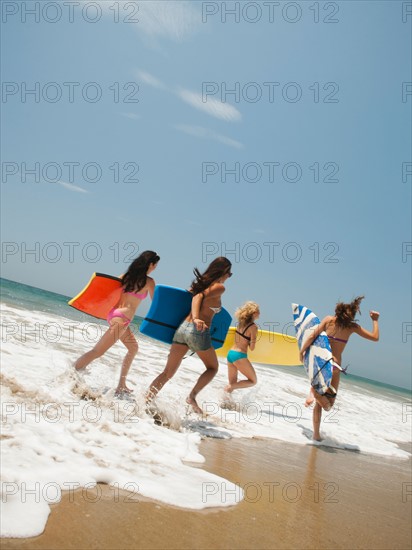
[353,311,380,341]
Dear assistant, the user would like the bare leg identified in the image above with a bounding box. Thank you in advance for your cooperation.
[74,321,127,371]
[313,403,322,441]
[224,358,257,392]
[186,348,219,414]
[305,387,316,407]
[312,389,334,411]
[115,327,138,394]
[224,362,238,394]
[146,343,188,402]
[315,368,341,410]
[312,370,340,440]
[330,368,341,397]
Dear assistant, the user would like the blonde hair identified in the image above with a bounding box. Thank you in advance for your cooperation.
[235,301,260,327]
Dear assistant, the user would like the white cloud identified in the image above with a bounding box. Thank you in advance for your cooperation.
[137,1,200,42]
[175,124,243,149]
[134,70,243,123]
[178,89,242,122]
[96,1,200,42]
[135,70,165,90]
[58,181,89,194]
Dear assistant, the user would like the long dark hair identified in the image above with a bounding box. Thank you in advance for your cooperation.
[335,296,364,328]
[122,250,160,293]
[190,257,232,295]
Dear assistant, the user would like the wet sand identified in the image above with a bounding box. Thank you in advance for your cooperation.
[2,438,411,550]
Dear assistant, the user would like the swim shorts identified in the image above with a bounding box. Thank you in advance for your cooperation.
[227,350,248,363]
[172,320,212,352]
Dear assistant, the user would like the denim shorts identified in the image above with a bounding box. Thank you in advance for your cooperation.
[172,320,212,352]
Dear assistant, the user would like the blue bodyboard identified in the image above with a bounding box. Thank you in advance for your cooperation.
[292,303,333,395]
[210,308,232,349]
[140,285,231,349]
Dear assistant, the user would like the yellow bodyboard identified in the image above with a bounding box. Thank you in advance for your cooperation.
[217,327,302,366]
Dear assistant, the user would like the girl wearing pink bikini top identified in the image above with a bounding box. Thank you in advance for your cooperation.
[74,251,160,396]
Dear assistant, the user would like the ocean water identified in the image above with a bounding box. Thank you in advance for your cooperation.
[1,278,411,538]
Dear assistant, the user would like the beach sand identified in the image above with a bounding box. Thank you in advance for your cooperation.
[2,438,411,550]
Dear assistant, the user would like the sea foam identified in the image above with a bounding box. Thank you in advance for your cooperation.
[1,303,410,537]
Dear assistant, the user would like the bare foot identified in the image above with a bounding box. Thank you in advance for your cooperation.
[186,395,203,415]
[316,395,331,411]
[224,384,233,394]
[304,387,315,407]
[312,389,332,411]
[313,434,322,442]
[115,385,133,394]
[73,359,87,372]
[74,364,87,373]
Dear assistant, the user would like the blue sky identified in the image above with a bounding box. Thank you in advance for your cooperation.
[1,1,411,388]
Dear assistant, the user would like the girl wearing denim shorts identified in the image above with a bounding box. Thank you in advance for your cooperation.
[147,257,232,414]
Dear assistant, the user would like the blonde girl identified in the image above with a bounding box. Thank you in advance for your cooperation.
[225,301,260,394]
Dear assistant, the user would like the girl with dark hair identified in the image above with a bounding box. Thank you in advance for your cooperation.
[74,251,160,395]
[146,257,232,414]
[299,296,380,440]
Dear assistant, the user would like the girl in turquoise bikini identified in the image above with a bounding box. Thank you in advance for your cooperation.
[224,301,260,395]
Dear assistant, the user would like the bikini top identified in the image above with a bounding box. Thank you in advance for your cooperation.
[235,323,255,342]
[209,306,222,314]
[328,335,348,344]
[124,290,148,300]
